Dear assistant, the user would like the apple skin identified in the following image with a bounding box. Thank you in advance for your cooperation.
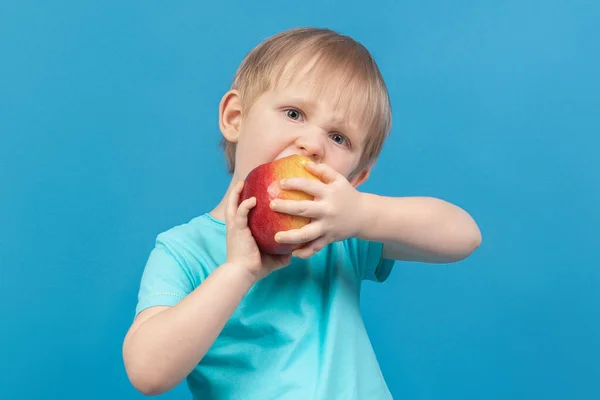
[239,154,322,255]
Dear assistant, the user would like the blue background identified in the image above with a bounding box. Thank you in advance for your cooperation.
[1,0,598,399]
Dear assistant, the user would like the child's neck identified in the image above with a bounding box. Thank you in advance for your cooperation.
[208,176,240,222]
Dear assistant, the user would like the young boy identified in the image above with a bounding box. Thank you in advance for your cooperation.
[123,27,481,399]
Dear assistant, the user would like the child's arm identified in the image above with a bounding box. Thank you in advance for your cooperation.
[123,262,259,395]
[270,163,481,263]
[123,181,291,395]
[357,194,481,263]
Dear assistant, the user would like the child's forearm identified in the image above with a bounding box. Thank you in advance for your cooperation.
[123,262,258,396]
[357,194,481,263]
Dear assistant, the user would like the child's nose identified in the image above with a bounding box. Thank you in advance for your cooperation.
[295,130,325,162]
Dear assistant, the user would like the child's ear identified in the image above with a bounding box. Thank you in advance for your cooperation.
[349,167,371,188]
[219,90,242,143]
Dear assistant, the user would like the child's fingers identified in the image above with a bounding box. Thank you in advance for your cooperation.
[292,236,328,259]
[226,181,244,226]
[270,199,321,218]
[274,222,322,245]
[280,178,325,197]
[304,162,341,184]
[235,196,256,228]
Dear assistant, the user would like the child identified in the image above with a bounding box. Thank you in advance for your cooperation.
[123,27,481,399]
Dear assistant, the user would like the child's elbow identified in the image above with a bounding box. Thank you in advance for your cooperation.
[462,224,482,258]
[133,381,165,397]
[137,382,169,397]
[448,223,481,263]
[123,343,172,396]
[125,361,171,396]
[470,224,482,250]
[458,209,482,256]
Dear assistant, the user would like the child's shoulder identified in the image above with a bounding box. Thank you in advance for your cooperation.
[157,212,223,240]
[153,213,226,264]
[135,214,225,315]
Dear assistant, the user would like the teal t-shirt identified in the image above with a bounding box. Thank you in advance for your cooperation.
[136,213,395,399]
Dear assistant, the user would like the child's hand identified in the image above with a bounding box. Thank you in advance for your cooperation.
[224,181,292,280]
[269,163,364,259]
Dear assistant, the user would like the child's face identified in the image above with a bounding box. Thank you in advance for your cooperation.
[227,78,370,186]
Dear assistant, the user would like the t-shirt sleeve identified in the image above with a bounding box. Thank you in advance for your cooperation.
[344,237,395,282]
[135,239,195,317]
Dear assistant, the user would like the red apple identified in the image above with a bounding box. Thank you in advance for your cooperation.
[239,154,322,255]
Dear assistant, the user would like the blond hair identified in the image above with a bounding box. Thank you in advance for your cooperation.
[220,27,392,177]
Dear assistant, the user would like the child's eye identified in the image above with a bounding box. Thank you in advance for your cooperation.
[330,133,349,147]
[285,109,302,121]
